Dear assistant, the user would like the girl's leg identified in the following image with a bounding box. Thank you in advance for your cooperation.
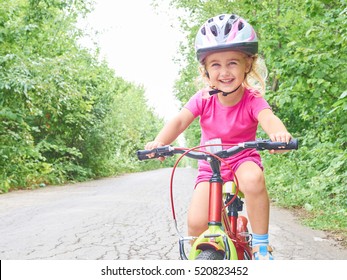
[187,181,209,237]
[235,161,273,259]
[235,161,269,234]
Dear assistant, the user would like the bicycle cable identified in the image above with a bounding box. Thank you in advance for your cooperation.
[169,144,240,237]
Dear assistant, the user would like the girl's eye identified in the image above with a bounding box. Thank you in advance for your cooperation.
[211,63,220,68]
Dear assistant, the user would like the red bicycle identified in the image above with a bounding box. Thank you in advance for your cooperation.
[137,138,298,260]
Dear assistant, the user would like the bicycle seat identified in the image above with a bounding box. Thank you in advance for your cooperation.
[223,181,244,198]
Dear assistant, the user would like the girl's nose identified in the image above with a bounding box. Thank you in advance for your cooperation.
[220,66,230,76]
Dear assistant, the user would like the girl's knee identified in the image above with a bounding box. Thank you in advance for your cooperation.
[247,170,265,187]
[236,162,266,195]
[187,206,208,236]
[188,217,207,237]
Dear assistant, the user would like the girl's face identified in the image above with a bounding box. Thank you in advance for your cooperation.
[204,51,252,94]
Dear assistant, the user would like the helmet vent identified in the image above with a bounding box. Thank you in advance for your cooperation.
[201,26,206,35]
[219,15,225,20]
[238,21,244,30]
[225,22,232,35]
[210,25,218,36]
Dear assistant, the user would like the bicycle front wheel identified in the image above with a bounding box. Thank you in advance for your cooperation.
[195,249,224,260]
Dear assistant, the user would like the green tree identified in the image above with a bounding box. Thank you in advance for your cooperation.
[1,0,166,192]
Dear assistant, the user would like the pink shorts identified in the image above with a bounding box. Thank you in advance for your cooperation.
[195,150,263,186]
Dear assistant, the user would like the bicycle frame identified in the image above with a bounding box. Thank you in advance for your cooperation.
[179,155,251,260]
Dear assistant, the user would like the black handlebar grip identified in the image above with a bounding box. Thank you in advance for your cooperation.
[286,138,299,150]
[265,138,299,150]
[137,150,152,160]
[136,146,173,160]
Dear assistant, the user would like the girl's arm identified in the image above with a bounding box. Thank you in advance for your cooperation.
[145,108,195,150]
[258,109,292,153]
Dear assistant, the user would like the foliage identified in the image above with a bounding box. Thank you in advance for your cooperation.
[263,137,347,231]
[0,0,166,193]
[168,0,347,237]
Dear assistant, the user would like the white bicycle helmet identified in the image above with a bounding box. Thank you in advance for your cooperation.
[195,14,258,63]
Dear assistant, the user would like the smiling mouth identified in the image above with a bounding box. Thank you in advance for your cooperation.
[219,78,234,85]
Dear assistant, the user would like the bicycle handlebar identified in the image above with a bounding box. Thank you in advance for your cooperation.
[137,138,298,161]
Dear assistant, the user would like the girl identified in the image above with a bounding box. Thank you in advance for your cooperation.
[145,14,292,260]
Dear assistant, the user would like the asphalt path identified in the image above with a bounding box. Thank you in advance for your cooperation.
[0,168,346,260]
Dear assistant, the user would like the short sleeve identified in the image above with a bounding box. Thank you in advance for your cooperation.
[184,90,204,118]
[248,91,271,121]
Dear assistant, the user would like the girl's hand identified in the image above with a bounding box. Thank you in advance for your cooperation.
[268,132,292,154]
[144,141,166,161]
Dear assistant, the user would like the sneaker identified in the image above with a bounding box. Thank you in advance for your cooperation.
[252,245,274,260]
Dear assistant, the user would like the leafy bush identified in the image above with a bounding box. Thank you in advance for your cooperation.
[264,138,346,230]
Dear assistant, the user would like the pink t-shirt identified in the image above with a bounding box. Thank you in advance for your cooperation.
[184,88,271,183]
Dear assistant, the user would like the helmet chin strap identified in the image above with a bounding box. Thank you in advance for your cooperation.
[208,84,242,96]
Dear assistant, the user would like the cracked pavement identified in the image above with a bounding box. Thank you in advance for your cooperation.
[0,168,346,260]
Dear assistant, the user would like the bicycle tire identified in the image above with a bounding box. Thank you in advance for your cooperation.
[195,249,224,260]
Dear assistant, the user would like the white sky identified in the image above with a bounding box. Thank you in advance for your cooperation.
[80,0,186,120]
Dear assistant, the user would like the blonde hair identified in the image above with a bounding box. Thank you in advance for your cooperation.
[199,54,268,96]
[244,54,267,96]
